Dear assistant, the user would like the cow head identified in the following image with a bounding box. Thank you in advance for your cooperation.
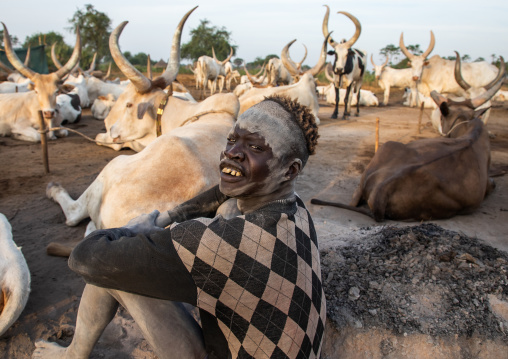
[431,56,505,137]
[280,35,329,82]
[2,23,81,124]
[399,31,435,82]
[99,6,197,147]
[322,5,361,75]
[371,54,389,80]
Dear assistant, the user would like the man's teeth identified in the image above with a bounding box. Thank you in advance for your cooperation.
[222,167,242,176]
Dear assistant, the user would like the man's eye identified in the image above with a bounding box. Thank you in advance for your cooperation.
[227,137,236,143]
[250,145,263,151]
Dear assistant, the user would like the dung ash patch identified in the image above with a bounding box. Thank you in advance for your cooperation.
[321,223,508,341]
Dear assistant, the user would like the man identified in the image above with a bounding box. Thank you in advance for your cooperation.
[33,95,325,359]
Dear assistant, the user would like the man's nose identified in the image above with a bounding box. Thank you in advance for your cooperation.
[224,146,245,161]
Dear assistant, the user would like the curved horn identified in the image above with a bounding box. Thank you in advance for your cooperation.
[254,61,266,77]
[88,52,97,72]
[23,47,31,67]
[104,62,111,80]
[484,58,507,90]
[110,21,152,92]
[454,51,471,91]
[296,44,308,70]
[2,22,36,79]
[54,27,81,79]
[281,39,302,77]
[471,56,506,108]
[383,54,389,66]
[51,43,63,69]
[305,33,330,77]
[147,54,152,80]
[212,46,234,66]
[338,11,362,48]
[156,6,198,88]
[322,5,338,47]
[243,62,265,84]
[325,63,335,83]
[422,31,435,59]
[399,32,414,60]
[370,54,376,67]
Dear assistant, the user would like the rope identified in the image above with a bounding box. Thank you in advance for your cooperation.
[444,120,470,137]
[180,109,236,127]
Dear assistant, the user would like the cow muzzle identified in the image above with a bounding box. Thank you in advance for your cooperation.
[43,110,55,119]
[412,76,419,81]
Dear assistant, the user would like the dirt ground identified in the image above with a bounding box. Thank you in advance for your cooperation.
[1,76,508,358]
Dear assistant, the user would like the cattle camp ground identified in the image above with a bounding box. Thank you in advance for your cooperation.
[1,73,508,357]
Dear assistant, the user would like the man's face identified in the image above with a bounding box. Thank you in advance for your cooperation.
[219,125,277,198]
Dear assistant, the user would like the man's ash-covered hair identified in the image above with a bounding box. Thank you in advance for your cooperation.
[263,94,319,156]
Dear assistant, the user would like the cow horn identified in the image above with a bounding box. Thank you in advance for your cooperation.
[370,54,376,67]
[305,33,330,77]
[484,58,507,91]
[322,5,338,47]
[24,47,31,67]
[110,21,152,93]
[254,61,266,77]
[471,56,506,108]
[325,62,335,83]
[104,62,111,80]
[422,31,435,59]
[338,11,362,48]
[2,23,36,79]
[399,32,414,60]
[51,43,63,69]
[383,55,389,66]
[212,46,234,66]
[147,54,152,80]
[156,6,198,89]
[88,52,97,72]
[281,39,302,77]
[54,27,81,79]
[296,44,308,71]
[454,51,471,91]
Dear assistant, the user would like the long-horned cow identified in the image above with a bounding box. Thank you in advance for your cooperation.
[0,23,81,142]
[45,7,240,258]
[196,47,233,98]
[371,55,413,106]
[311,57,505,221]
[322,5,367,120]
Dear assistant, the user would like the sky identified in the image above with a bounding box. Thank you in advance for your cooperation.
[2,1,508,71]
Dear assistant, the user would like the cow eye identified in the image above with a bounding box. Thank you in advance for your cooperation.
[126,103,133,108]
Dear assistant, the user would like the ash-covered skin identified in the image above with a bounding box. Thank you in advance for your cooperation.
[219,100,307,213]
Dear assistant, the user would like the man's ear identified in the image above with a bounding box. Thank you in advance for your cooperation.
[284,159,302,181]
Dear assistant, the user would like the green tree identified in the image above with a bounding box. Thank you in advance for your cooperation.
[247,54,278,68]
[233,58,243,68]
[23,31,72,72]
[406,44,422,56]
[0,30,19,48]
[67,4,112,68]
[474,57,485,62]
[379,44,400,64]
[461,54,471,62]
[181,19,237,62]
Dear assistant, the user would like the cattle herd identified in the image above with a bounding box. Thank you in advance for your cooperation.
[0,4,507,354]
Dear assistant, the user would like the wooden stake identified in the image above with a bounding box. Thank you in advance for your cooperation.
[417,102,425,134]
[375,117,379,153]
[38,111,50,173]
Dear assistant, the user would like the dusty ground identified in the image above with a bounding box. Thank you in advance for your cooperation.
[1,76,508,358]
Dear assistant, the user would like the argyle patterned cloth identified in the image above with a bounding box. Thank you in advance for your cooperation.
[170,196,326,359]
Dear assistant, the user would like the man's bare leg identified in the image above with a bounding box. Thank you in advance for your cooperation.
[33,284,119,359]
[111,289,207,359]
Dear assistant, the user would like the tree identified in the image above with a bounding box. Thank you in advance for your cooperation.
[247,54,278,68]
[233,58,243,68]
[67,4,112,67]
[461,54,471,62]
[181,19,237,63]
[0,30,19,48]
[23,31,73,72]
[474,57,485,62]
[406,44,422,56]
[379,44,400,64]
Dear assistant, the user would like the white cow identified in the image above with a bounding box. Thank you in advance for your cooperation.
[402,87,436,109]
[233,81,253,97]
[196,47,233,98]
[266,58,293,86]
[0,23,81,142]
[0,81,31,93]
[56,93,82,124]
[62,74,90,108]
[0,213,31,338]
[91,94,116,120]
[371,55,413,106]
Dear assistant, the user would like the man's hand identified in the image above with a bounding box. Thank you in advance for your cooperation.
[124,210,164,236]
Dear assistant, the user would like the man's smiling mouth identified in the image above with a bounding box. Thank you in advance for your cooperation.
[221,167,244,177]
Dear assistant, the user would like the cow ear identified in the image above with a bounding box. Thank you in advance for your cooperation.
[59,84,75,94]
[327,50,335,56]
[137,102,153,120]
[439,102,450,117]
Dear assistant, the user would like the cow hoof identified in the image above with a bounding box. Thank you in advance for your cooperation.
[331,113,338,119]
[355,113,359,117]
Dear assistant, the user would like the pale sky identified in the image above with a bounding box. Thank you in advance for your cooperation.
[3,1,507,70]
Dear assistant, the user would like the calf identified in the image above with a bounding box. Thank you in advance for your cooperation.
[371,55,413,106]
[311,58,505,221]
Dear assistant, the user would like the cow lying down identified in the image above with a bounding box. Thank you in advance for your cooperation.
[0,213,31,337]
[311,62,505,222]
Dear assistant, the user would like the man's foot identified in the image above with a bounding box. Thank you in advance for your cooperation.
[32,340,67,359]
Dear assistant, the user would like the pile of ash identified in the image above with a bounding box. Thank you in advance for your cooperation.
[321,223,508,341]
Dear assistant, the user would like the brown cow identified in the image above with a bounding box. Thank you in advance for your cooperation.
[311,57,505,222]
